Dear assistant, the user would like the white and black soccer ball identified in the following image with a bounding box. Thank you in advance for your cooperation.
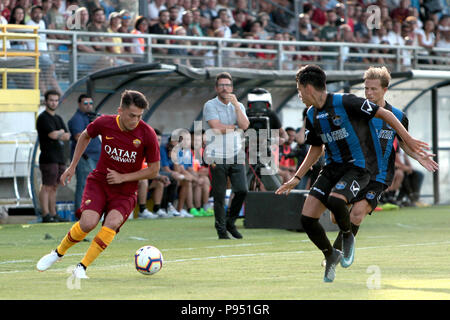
[134,245,163,275]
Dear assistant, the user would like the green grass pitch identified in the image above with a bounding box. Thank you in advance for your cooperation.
[0,206,449,300]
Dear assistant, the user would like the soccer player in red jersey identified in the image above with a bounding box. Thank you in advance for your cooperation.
[36,90,160,278]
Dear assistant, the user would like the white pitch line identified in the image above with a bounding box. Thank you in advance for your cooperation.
[1,240,449,274]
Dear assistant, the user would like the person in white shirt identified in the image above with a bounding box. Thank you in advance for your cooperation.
[148,0,167,24]
[26,5,61,94]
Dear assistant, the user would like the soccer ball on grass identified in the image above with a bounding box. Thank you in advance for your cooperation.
[134,245,163,275]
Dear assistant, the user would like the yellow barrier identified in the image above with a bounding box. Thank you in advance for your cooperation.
[0,24,40,90]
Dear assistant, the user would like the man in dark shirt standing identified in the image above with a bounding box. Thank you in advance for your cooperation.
[36,90,71,222]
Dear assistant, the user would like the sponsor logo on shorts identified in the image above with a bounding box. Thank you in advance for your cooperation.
[312,187,325,196]
[336,181,347,190]
[366,191,376,200]
[350,180,361,197]
[105,136,114,140]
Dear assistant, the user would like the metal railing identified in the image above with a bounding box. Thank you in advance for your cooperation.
[6,28,450,85]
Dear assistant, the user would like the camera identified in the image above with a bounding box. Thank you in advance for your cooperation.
[246,88,272,133]
[86,111,101,123]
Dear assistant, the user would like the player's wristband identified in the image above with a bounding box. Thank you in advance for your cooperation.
[293,175,301,181]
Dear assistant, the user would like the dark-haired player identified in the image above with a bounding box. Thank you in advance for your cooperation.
[276,65,429,282]
[37,90,160,279]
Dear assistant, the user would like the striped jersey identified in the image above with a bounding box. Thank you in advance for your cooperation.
[304,93,380,175]
[369,102,408,186]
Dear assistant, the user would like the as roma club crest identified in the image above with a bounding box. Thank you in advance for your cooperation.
[133,139,142,148]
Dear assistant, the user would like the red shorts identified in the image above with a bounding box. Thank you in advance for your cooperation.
[80,173,137,232]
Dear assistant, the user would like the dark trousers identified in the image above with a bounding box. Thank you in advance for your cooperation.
[210,162,248,234]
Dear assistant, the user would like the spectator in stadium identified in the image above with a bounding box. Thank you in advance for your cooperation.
[168,26,193,66]
[216,0,234,25]
[132,16,150,55]
[148,0,167,25]
[68,94,101,214]
[87,7,108,52]
[1,0,11,21]
[46,0,66,37]
[37,90,160,279]
[36,90,71,223]
[395,149,428,206]
[436,29,450,62]
[354,10,370,42]
[232,0,252,21]
[180,9,195,36]
[201,0,218,21]
[190,7,207,36]
[387,20,406,46]
[73,7,110,70]
[106,11,133,64]
[311,0,329,28]
[417,19,436,64]
[106,12,122,54]
[230,8,249,38]
[217,8,232,38]
[168,5,180,33]
[403,16,420,45]
[319,9,339,71]
[118,10,133,55]
[40,0,52,27]
[149,10,170,56]
[278,127,297,183]
[438,15,450,32]
[25,5,62,94]
[152,129,181,217]
[271,0,292,30]
[206,16,223,36]
[191,130,213,216]
[136,161,170,219]
[8,6,27,50]
[203,72,249,239]
[338,23,364,66]
[172,129,202,217]
[275,65,428,282]
[369,24,389,44]
[160,135,194,217]
[391,0,410,23]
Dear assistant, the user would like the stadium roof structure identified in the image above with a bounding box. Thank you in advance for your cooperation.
[59,63,449,129]
[57,63,449,204]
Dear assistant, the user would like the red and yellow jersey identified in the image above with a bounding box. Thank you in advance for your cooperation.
[86,115,160,194]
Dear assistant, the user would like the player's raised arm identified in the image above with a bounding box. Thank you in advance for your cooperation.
[399,140,439,172]
[60,129,92,186]
[374,107,429,156]
[275,145,324,195]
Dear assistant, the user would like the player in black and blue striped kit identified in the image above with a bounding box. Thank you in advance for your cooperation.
[276,65,430,283]
[330,67,438,254]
